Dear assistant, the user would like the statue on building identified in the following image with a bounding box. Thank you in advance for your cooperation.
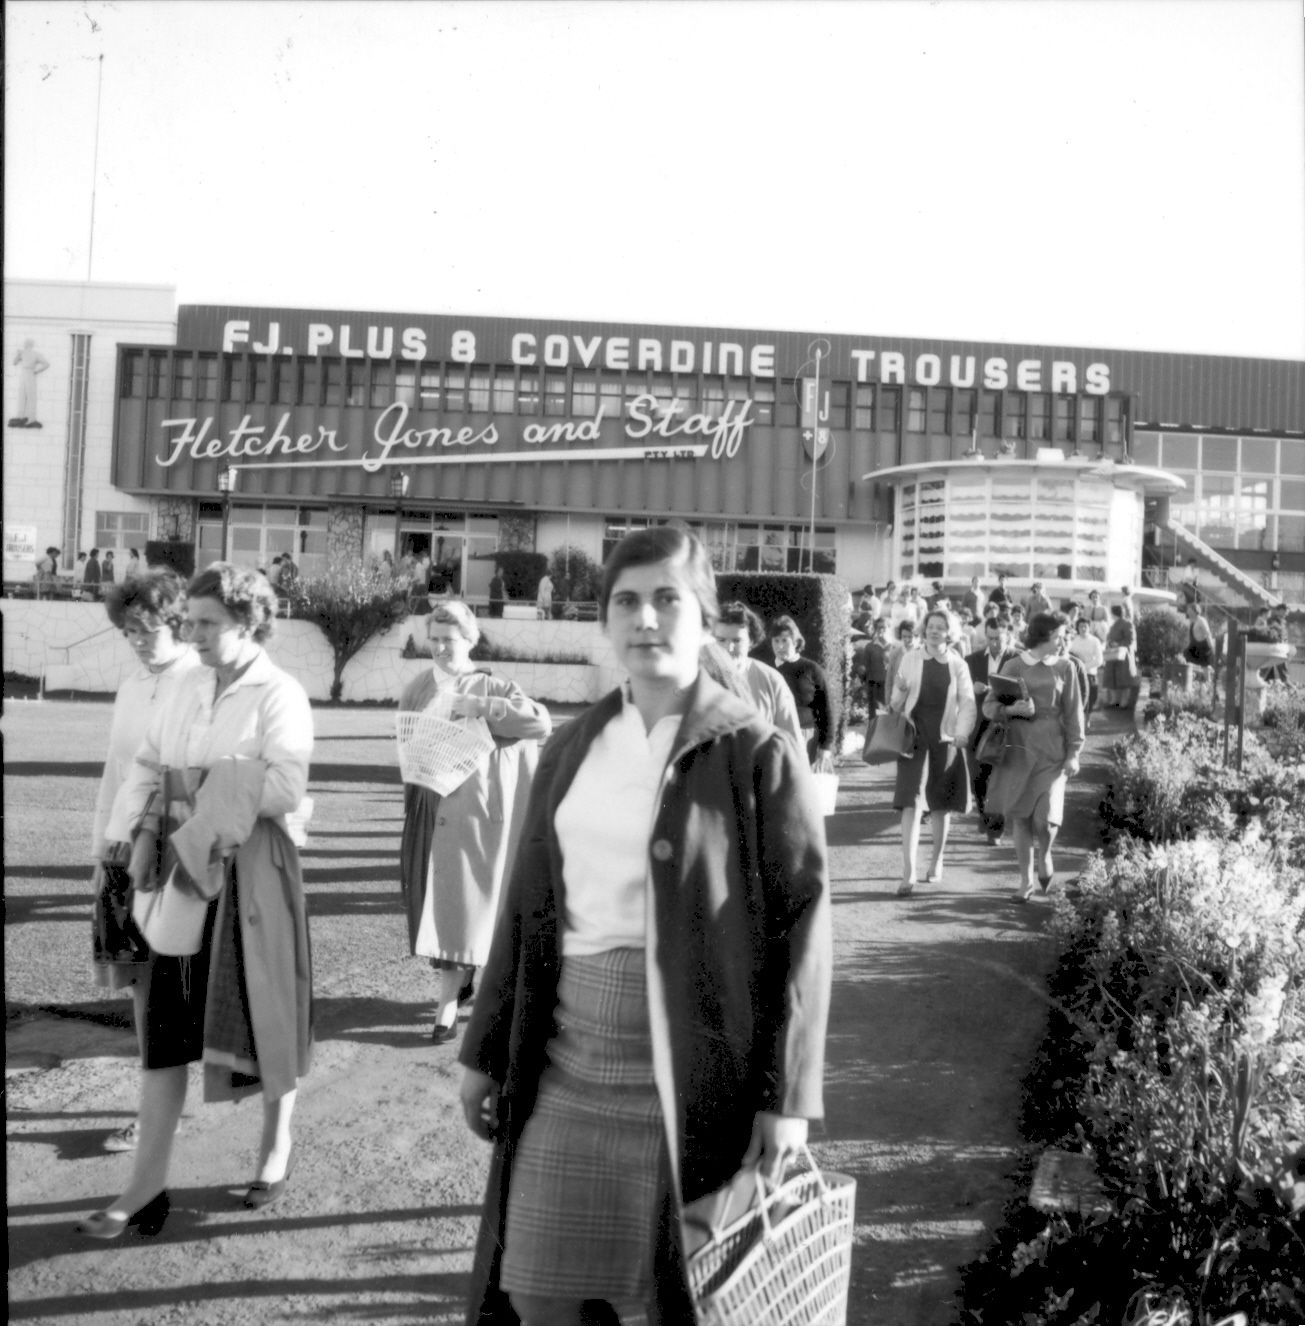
[10,339,51,428]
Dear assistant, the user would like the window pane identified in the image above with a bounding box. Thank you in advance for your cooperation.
[251,359,270,404]
[1162,433,1199,468]
[444,368,466,412]
[1003,393,1026,439]
[1028,393,1050,441]
[854,384,875,430]
[877,386,900,432]
[298,360,320,405]
[1202,436,1238,470]
[1241,436,1277,472]
[322,359,343,406]
[493,369,516,413]
[906,388,926,433]
[1078,395,1101,442]
[369,362,394,408]
[121,351,143,398]
[572,374,597,416]
[273,360,294,405]
[171,355,193,400]
[1278,480,1305,511]
[517,369,539,414]
[544,373,567,416]
[222,357,246,403]
[1053,395,1074,442]
[467,369,490,412]
[927,388,949,434]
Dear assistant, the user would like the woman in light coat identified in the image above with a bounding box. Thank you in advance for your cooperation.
[77,564,313,1239]
[888,609,977,895]
[91,570,201,1153]
[398,601,551,1044]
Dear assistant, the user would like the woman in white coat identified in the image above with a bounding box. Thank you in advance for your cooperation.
[887,609,977,895]
[91,570,201,1153]
[398,601,551,1044]
[77,564,313,1239]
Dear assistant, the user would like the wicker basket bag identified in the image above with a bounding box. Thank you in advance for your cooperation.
[395,709,495,796]
[686,1147,856,1326]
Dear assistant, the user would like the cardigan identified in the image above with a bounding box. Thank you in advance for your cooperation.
[459,674,832,1326]
[890,647,978,744]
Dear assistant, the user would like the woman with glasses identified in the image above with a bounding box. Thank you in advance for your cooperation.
[90,571,201,1154]
[398,600,551,1044]
[78,563,314,1239]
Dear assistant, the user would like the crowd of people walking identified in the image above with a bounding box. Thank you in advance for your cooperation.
[75,527,1227,1323]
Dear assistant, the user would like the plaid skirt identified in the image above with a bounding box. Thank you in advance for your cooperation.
[501,947,666,1303]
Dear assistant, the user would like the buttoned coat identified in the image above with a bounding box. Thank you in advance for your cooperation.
[459,674,832,1326]
[107,650,314,1100]
[397,668,550,966]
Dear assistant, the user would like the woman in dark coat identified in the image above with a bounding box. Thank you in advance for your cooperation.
[458,526,832,1326]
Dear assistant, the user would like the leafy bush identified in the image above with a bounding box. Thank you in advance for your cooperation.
[1135,606,1191,671]
[716,572,852,749]
[494,550,548,602]
[962,836,1305,1325]
[1140,687,1219,727]
[289,564,412,701]
[546,546,602,605]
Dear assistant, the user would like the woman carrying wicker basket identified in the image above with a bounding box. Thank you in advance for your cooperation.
[398,601,551,1045]
[458,526,832,1326]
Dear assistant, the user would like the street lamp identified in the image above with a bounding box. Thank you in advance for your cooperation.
[390,470,410,559]
[217,465,238,563]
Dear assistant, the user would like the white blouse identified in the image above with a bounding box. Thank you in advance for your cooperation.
[91,650,202,857]
[554,696,679,957]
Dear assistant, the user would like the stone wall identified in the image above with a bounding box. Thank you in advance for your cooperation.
[3,600,619,703]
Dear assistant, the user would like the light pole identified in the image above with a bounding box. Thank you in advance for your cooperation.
[390,470,410,559]
[217,465,238,563]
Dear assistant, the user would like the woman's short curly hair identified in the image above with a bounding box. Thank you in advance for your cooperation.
[428,599,480,646]
[187,563,279,643]
[717,600,765,648]
[104,568,188,638]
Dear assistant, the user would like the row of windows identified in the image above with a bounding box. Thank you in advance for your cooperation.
[93,510,150,555]
[1133,431,1305,476]
[120,350,1126,441]
[603,519,837,574]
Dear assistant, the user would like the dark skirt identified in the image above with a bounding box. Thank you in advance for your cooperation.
[501,947,665,1304]
[141,899,219,1071]
[893,738,971,812]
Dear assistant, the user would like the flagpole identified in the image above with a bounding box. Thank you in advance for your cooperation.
[808,348,821,572]
[87,54,104,281]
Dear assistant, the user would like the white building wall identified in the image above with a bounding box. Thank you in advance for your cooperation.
[3,279,176,579]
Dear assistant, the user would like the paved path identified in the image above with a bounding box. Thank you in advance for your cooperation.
[4,695,1129,1324]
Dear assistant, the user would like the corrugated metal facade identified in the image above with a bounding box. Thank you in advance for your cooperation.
[174,305,1305,433]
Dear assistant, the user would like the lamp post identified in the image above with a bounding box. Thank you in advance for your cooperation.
[217,465,238,563]
[390,470,410,559]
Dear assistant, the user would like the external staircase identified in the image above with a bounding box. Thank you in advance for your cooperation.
[1163,518,1283,611]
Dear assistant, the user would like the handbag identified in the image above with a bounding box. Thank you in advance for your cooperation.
[128,770,211,958]
[862,710,916,764]
[686,1145,856,1326]
[974,721,1010,768]
[810,770,839,816]
[91,841,150,966]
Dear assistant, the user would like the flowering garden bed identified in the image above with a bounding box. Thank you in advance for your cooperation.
[958,689,1305,1325]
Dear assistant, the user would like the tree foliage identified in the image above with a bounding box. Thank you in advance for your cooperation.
[289,564,413,701]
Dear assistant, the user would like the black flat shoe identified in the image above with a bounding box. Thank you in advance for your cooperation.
[1038,873,1054,893]
[244,1148,295,1210]
[76,1190,169,1239]
[430,1021,459,1045]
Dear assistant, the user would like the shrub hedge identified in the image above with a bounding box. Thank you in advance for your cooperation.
[716,572,852,749]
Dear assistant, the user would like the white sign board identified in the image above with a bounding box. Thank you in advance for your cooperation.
[4,525,38,561]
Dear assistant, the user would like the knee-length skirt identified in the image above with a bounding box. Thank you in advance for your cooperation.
[501,947,665,1304]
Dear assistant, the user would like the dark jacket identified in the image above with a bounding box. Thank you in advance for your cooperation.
[459,675,832,1326]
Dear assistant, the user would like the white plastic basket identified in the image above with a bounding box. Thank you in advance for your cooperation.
[395,709,495,796]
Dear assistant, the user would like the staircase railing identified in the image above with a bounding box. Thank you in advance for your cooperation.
[1163,519,1282,610]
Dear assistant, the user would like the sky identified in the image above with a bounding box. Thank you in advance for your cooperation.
[5,0,1305,361]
